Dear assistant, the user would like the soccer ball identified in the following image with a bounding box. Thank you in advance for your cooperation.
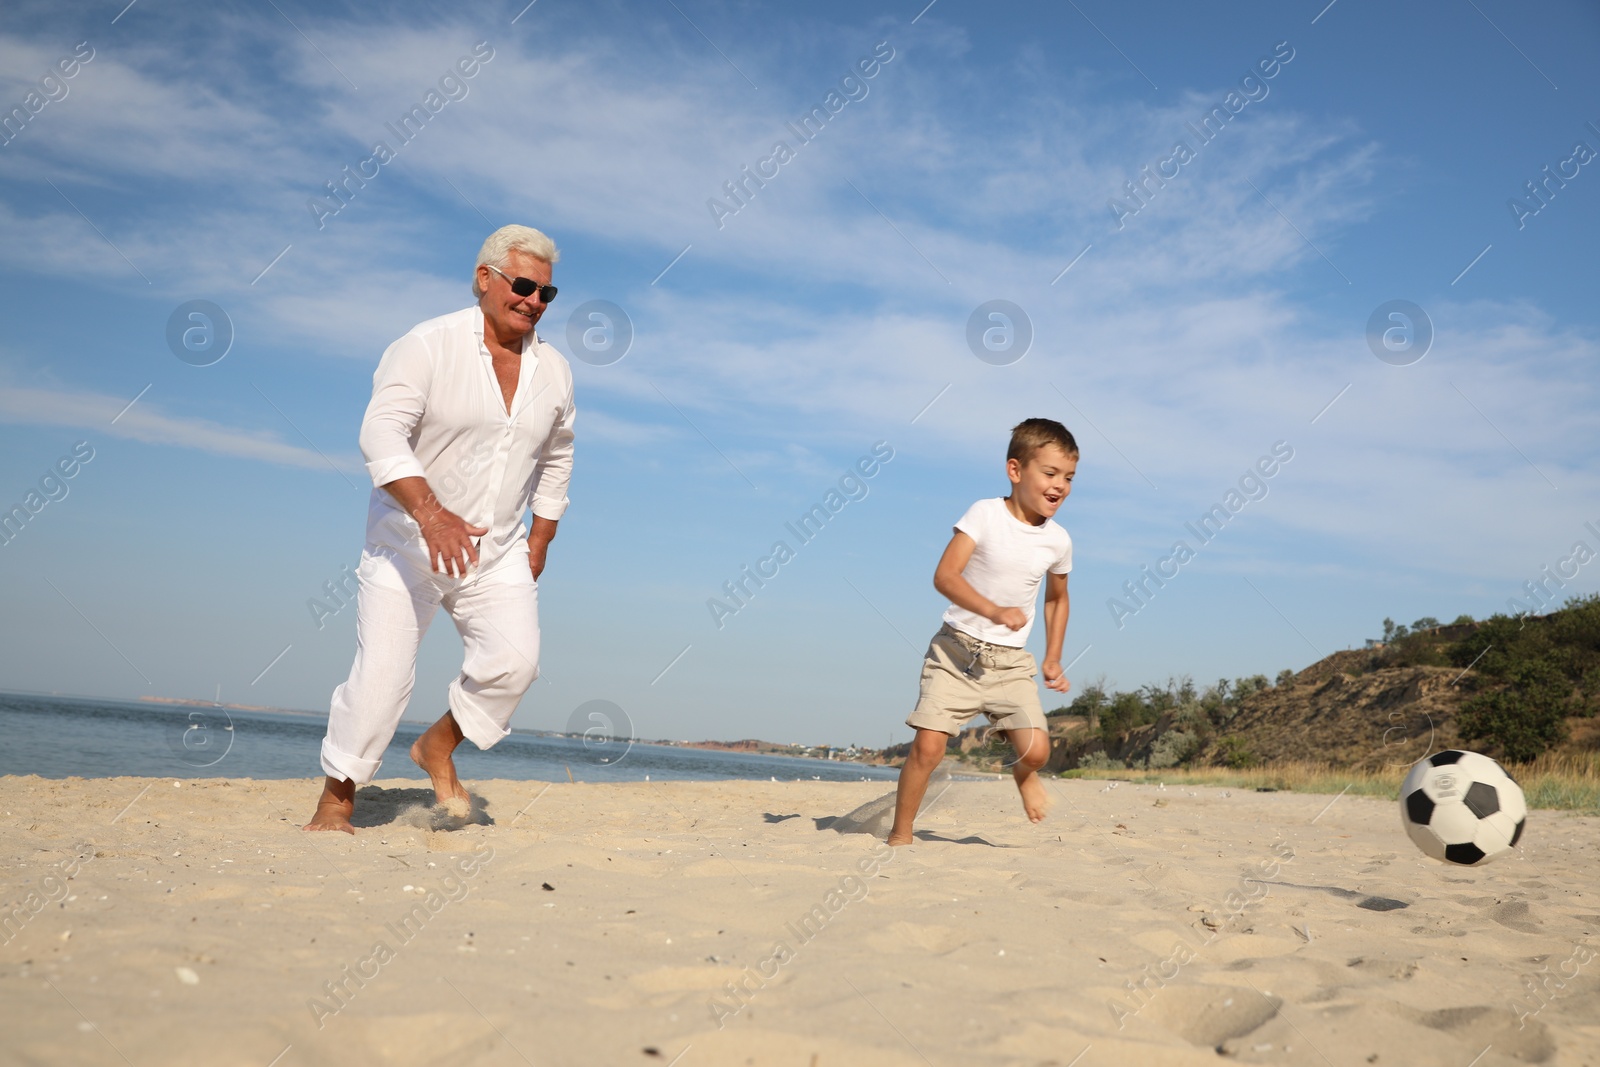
[1400,750,1526,866]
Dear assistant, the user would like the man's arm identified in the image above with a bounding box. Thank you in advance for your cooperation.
[526,383,575,582]
[1040,571,1071,693]
[360,334,432,489]
[933,531,1026,631]
[381,476,487,578]
[527,515,557,581]
[358,335,486,577]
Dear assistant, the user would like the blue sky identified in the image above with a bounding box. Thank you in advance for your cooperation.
[1,0,1596,750]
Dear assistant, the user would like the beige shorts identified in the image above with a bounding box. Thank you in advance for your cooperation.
[906,623,1049,736]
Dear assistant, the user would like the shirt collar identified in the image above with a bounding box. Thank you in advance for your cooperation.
[472,305,537,355]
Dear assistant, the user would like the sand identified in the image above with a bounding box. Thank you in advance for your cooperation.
[1,772,1597,1066]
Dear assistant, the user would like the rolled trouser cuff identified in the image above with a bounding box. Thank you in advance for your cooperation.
[448,676,519,750]
[321,735,384,785]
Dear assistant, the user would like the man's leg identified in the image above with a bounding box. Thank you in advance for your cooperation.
[410,710,469,807]
[1004,727,1052,824]
[888,728,951,846]
[304,776,357,834]
[418,547,541,806]
[305,551,438,831]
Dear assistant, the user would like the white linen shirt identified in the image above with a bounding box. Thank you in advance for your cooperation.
[359,306,575,564]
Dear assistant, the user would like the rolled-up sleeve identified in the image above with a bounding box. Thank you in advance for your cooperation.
[529,390,575,521]
[359,334,433,488]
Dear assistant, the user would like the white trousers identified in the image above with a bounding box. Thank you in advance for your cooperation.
[320,529,540,784]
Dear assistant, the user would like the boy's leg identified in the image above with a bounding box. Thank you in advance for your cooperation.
[987,645,1054,826]
[888,728,951,845]
[1004,727,1052,824]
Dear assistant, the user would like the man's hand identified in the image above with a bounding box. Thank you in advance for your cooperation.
[417,505,487,577]
[378,476,485,577]
[991,606,1028,631]
[527,514,558,582]
[1041,659,1071,693]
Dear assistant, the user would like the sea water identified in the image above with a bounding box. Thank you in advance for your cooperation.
[0,692,900,784]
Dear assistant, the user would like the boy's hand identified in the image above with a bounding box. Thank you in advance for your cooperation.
[1041,659,1071,693]
[991,606,1027,631]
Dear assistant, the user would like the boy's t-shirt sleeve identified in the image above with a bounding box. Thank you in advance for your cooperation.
[1051,530,1073,574]
[951,500,989,543]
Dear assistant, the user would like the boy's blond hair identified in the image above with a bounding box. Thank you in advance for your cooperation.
[1007,418,1078,466]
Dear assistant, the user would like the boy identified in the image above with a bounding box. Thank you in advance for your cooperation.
[888,418,1076,846]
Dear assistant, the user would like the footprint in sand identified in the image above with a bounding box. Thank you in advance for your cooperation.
[1482,899,1543,934]
[1390,1004,1556,1061]
[1346,955,1422,980]
[1251,880,1410,912]
[1139,985,1282,1048]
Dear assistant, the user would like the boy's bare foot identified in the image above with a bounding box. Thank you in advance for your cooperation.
[1016,772,1051,824]
[410,711,471,808]
[887,831,913,847]
[303,776,356,833]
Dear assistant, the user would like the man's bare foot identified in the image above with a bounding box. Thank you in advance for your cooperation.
[410,711,471,808]
[303,776,356,834]
[887,831,913,847]
[1016,772,1051,824]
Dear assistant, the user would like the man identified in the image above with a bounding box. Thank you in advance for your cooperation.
[305,225,575,833]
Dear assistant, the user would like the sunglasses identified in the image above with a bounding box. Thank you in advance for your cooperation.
[486,264,558,304]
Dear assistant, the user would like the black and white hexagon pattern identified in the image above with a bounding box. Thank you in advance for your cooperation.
[1399,750,1527,866]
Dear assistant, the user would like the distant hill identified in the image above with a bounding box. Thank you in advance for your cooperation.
[678,739,793,754]
[893,596,1599,772]
[1201,654,1471,769]
[1067,597,1599,771]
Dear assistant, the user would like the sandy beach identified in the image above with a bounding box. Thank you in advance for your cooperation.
[2,773,1597,1066]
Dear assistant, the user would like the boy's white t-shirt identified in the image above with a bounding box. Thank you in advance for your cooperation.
[941,497,1072,648]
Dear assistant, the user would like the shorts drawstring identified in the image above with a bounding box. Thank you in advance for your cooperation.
[908,624,1048,737]
[944,624,1004,677]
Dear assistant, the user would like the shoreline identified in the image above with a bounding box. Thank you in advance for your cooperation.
[2,690,897,769]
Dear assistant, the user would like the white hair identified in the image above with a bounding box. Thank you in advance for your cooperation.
[473,225,560,297]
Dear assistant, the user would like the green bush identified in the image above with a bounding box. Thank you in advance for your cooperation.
[1449,613,1536,678]
[1457,657,1571,762]
[1065,682,1108,720]
[1384,631,1450,669]
[1148,729,1197,769]
[1581,668,1600,715]
[1077,751,1125,771]
[1233,674,1271,699]
[1215,735,1258,768]
[1098,690,1148,745]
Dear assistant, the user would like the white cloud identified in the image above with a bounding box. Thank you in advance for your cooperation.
[0,384,363,473]
[0,19,1377,304]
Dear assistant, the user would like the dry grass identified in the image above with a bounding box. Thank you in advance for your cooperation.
[1058,751,1600,813]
